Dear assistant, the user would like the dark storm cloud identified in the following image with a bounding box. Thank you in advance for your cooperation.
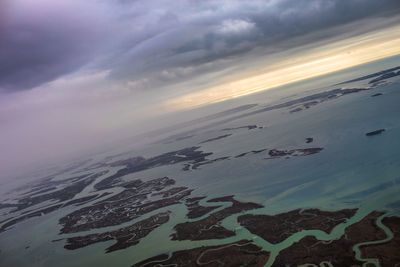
[0,26,97,92]
[0,0,112,92]
[1,0,400,92]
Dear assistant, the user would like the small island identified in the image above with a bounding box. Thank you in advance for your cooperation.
[371,93,383,97]
[199,134,232,144]
[266,147,323,159]
[366,129,386,136]
[305,137,314,143]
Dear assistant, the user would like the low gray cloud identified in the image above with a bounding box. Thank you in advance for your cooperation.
[1,0,400,93]
[104,0,400,91]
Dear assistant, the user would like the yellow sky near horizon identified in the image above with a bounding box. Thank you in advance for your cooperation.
[165,23,400,111]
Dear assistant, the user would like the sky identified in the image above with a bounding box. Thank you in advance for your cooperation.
[1,0,400,176]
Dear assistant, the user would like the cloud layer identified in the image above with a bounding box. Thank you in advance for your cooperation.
[1,0,400,93]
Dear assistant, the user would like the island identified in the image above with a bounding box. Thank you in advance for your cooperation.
[266,147,323,159]
[185,197,221,219]
[59,177,192,234]
[95,146,214,190]
[62,212,170,253]
[222,125,262,131]
[172,196,263,241]
[360,215,400,267]
[305,137,314,143]
[371,93,383,97]
[366,129,386,136]
[271,211,386,266]
[131,240,270,267]
[238,208,356,244]
[0,171,107,232]
[235,149,267,158]
[199,134,232,144]
[182,156,230,171]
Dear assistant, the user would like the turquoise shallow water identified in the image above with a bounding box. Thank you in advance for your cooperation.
[1,59,400,267]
